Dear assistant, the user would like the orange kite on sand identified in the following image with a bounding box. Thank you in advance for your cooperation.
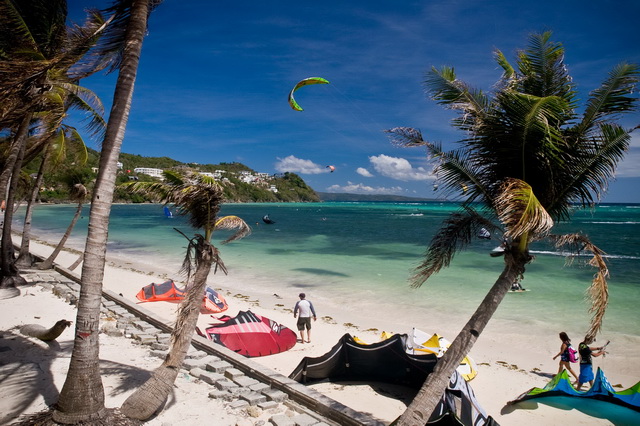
[136,280,229,314]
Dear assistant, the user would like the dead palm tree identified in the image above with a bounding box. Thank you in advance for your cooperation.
[386,32,639,424]
[119,169,250,420]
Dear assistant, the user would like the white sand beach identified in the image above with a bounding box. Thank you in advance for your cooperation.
[2,237,639,425]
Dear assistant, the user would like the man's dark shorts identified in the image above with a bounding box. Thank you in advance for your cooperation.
[297,317,312,331]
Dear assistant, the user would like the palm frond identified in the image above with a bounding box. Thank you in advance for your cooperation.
[516,31,575,101]
[494,49,515,80]
[551,233,609,340]
[0,0,42,58]
[424,66,489,132]
[411,207,498,288]
[176,232,227,282]
[214,215,251,244]
[496,178,553,241]
[550,123,631,215]
[578,63,640,133]
[384,127,429,148]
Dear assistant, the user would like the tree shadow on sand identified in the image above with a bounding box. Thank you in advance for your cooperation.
[0,331,68,424]
[1,330,174,424]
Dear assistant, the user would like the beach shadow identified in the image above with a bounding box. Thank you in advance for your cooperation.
[0,331,69,424]
[530,370,555,379]
[292,268,349,277]
[503,396,639,424]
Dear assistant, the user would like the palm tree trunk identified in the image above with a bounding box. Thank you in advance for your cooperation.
[37,201,83,270]
[53,0,150,422]
[0,117,29,295]
[16,151,48,268]
[0,114,30,208]
[396,251,528,425]
[68,253,83,271]
[121,245,213,420]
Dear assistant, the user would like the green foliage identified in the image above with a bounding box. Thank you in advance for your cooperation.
[43,148,320,203]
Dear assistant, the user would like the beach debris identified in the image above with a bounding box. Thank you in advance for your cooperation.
[288,77,329,111]
[19,319,72,342]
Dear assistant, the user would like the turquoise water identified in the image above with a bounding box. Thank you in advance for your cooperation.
[19,201,640,339]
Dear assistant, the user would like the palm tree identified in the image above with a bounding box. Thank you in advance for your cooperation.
[0,0,106,292]
[53,1,162,422]
[37,183,87,270]
[16,123,93,268]
[386,32,639,424]
[119,170,250,420]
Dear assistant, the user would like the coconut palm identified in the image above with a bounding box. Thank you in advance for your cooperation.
[118,169,250,420]
[16,123,92,268]
[53,1,164,421]
[386,32,639,424]
[0,0,106,292]
[37,183,87,269]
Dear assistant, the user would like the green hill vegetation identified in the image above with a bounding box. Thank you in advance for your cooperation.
[23,149,320,203]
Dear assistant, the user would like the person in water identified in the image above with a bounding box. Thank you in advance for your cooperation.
[577,336,607,390]
[293,292,316,343]
[553,331,579,382]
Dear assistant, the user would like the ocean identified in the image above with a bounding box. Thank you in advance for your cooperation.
[17,201,640,342]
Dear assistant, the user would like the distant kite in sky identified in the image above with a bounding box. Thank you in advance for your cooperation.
[288,77,330,111]
[326,165,335,173]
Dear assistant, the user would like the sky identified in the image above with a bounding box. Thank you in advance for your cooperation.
[67,0,640,202]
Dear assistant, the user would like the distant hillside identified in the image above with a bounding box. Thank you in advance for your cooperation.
[27,149,320,203]
[317,192,435,202]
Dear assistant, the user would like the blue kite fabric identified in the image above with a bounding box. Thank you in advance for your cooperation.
[509,368,640,411]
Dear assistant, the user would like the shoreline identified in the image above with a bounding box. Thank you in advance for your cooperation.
[13,235,640,425]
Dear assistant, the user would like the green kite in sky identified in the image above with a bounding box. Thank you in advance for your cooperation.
[288,77,329,111]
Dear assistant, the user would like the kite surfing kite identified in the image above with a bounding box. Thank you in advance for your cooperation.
[290,333,498,425]
[288,77,329,111]
[136,280,229,314]
[326,165,335,173]
[509,368,640,412]
[200,310,297,357]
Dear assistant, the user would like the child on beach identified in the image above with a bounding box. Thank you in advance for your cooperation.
[552,331,579,382]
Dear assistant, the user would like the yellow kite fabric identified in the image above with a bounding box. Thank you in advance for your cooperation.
[288,77,330,111]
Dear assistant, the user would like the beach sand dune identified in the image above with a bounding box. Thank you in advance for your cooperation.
[2,238,638,425]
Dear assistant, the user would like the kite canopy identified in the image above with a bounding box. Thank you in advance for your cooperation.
[202,310,297,357]
[136,280,184,303]
[288,77,329,111]
[136,280,229,314]
[201,287,229,314]
[289,334,497,426]
[407,328,478,381]
[509,368,640,412]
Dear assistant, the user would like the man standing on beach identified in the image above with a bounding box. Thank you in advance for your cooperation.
[293,293,316,343]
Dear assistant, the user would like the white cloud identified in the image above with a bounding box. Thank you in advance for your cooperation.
[616,148,640,178]
[326,182,404,195]
[274,155,328,174]
[356,167,373,177]
[369,154,434,181]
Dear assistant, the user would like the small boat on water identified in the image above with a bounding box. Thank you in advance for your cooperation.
[164,206,173,218]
